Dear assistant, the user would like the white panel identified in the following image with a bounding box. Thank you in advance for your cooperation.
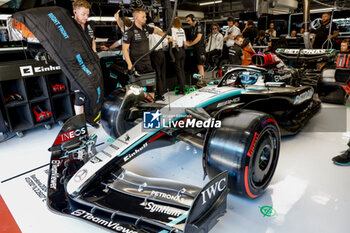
[177,10,204,19]
[275,0,298,9]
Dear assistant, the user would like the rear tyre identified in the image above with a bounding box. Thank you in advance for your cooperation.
[218,58,229,69]
[203,110,280,199]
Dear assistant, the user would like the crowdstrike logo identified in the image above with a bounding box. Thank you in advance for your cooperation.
[71,210,137,233]
[293,89,314,105]
[19,65,61,77]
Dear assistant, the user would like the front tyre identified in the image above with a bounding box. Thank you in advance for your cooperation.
[203,110,280,199]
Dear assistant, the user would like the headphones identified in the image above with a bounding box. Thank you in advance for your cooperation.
[188,14,195,22]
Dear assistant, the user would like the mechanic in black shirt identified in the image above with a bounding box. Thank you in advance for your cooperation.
[253,30,270,53]
[71,0,96,115]
[122,8,171,74]
[242,20,258,45]
[229,35,244,65]
[185,14,206,82]
[73,0,96,53]
[312,12,339,49]
[340,39,349,53]
[332,40,350,165]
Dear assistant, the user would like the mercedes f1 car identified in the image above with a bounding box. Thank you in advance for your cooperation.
[47,52,320,233]
[276,48,350,104]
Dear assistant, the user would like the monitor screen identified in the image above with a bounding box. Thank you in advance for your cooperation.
[289,10,350,36]
[108,0,132,4]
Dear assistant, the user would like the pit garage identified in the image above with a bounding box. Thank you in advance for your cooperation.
[0,1,350,233]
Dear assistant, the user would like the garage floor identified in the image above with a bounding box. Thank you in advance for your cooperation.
[0,97,349,233]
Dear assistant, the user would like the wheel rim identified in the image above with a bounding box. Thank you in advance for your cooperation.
[251,127,278,189]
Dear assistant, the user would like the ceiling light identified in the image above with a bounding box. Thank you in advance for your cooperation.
[88,16,116,22]
[199,0,222,6]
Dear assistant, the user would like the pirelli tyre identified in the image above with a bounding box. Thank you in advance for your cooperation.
[203,110,280,199]
[101,88,128,139]
[101,85,145,138]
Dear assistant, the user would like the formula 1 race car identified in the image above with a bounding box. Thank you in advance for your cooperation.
[275,48,350,104]
[47,52,320,233]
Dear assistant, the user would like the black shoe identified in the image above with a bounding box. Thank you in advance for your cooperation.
[196,80,206,87]
[332,150,350,166]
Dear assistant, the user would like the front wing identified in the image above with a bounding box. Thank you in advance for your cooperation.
[47,115,229,233]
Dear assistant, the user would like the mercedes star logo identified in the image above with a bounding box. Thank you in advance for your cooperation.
[74,169,88,182]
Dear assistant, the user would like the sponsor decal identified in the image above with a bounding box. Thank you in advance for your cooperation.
[123,142,148,162]
[53,127,87,146]
[284,49,327,55]
[74,169,88,182]
[20,66,33,76]
[124,134,130,142]
[274,73,291,82]
[76,54,92,76]
[201,178,226,205]
[25,175,47,202]
[262,118,277,127]
[247,132,260,157]
[259,206,277,217]
[143,111,221,129]
[19,65,61,77]
[198,87,223,94]
[217,97,240,108]
[71,210,137,233]
[150,190,185,203]
[97,86,101,104]
[142,202,183,217]
[30,174,47,193]
[50,159,61,189]
[90,156,103,164]
[48,13,69,39]
[293,89,314,105]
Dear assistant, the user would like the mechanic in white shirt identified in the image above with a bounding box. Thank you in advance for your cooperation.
[224,17,241,48]
[266,23,277,38]
[171,17,187,94]
[148,21,169,101]
[205,23,223,70]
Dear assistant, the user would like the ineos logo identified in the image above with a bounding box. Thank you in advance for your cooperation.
[74,169,88,182]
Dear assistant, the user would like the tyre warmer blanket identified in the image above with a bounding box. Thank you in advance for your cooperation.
[0,108,8,134]
[13,7,104,124]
